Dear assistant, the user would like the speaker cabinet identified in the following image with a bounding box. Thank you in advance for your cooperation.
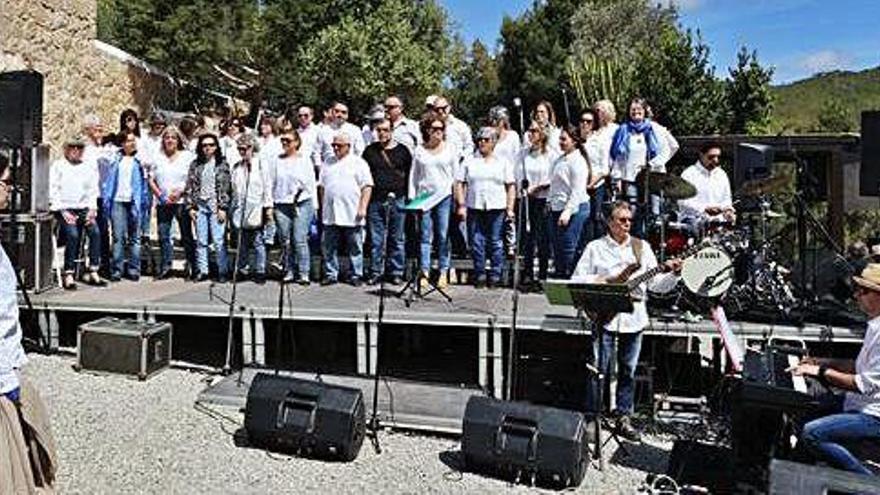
[0,71,43,147]
[734,143,774,189]
[860,111,880,196]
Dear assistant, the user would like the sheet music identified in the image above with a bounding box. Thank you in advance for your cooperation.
[788,354,807,393]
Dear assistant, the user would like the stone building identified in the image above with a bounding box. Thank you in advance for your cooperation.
[0,0,177,156]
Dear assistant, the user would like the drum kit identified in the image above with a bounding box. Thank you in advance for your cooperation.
[638,169,797,316]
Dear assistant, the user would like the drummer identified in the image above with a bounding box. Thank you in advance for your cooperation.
[677,141,735,231]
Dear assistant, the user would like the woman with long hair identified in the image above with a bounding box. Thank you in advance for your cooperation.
[149,125,196,279]
[531,100,562,155]
[547,125,591,278]
[409,112,458,290]
[517,121,554,287]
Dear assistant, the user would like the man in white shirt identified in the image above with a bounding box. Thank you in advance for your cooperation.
[319,132,373,286]
[793,263,880,475]
[294,105,322,172]
[385,95,421,152]
[432,96,473,162]
[678,141,735,228]
[317,102,366,166]
[572,201,680,442]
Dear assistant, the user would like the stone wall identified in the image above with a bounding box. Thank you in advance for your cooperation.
[0,0,177,157]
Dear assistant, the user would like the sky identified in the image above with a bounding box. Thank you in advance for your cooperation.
[440,0,880,85]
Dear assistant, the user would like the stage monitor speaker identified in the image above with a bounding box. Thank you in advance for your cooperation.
[244,373,365,461]
[0,71,43,147]
[0,212,54,293]
[734,142,774,189]
[461,396,589,488]
[666,440,735,493]
[860,110,880,196]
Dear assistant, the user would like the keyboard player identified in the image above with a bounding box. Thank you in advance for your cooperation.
[791,263,880,475]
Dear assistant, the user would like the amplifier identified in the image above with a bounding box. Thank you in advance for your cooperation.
[75,317,173,380]
[461,396,589,488]
[244,373,366,461]
[0,145,50,214]
[0,212,54,292]
[0,71,43,147]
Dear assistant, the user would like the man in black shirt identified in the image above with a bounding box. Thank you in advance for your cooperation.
[362,118,412,285]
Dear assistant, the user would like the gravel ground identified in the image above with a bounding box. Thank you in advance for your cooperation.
[23,353,673,494]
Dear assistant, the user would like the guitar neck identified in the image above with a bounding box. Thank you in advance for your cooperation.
[624,242,703,290]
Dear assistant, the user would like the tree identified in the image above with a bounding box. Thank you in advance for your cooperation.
[448,40,501,126]
[725,46,774,134]
[815,97,853,132]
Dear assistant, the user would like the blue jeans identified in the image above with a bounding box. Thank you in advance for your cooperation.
[522,197,550,280]
[588,184,607,242]
[110,201,141,278]
[156,203,195,273]
[420,195,452,273]
[275,202,314,279]
[547,202,589,278]
[96,199,111,274]
[236,228,266,275]
[802,395,880,476]
[467,209,505,282]
[141,194,153,240]
[368,198,406,278]
[587,330,643,416]
[57,209,101,272]
[322,224,364,281]
[195,204,228,278]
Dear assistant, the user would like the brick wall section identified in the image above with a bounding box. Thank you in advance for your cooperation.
[0,0,176,157]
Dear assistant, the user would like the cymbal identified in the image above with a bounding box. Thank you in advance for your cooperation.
[738,174,789,196]
[635,170,697,200]
[741,209,784,218]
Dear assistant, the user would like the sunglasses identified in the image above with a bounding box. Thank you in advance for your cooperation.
[581,118,594,124]
[477,137,492,143]
[614,217,633,223]
[201,142,218,148]
[297,114,310,118]
[430,125,445,131]
[331,143,349,148]
[434,105,449,112]
[280,137,295,144]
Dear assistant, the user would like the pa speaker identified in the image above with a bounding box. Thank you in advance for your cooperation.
[734,142,774,189]
[461,396,589,488]
[0,71,43,147]
[244,373,366,461]
[860,111,880,196]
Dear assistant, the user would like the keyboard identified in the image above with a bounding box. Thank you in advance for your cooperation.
[737,348,815,412]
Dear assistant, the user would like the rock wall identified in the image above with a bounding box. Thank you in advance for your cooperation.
[0,0,176,157]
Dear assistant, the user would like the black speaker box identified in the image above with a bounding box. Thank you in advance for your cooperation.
[666,440,735,493]
[0,71,43,147]
[461,396,589,488]
[860,110,880,196]
[0,212,54,292]
[244,373,366,461]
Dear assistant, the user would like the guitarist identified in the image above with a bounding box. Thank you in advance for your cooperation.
[571,200,682,442]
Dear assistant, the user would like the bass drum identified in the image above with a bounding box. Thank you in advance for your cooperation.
[681,246,733,298]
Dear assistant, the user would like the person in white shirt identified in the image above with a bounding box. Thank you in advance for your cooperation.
[271,130,318,285]
[455,127,515,288]
[319,132,373,286]
[49,137,105,289]
[219,116,244,167]
[143,113,166,165]
[230,134,274,284]
[361,104,386,147]
[586,100,619,239]
[317,102,366,166]
[547,125,591,278]
[385,95,421,152]
[531,100,562,156]
[148,126,196,279]
[677,141,735,229]
[294,106,322,172]
[794,263,880,475]
[571,201,680,442]
[517,122,554,285]
[256,115,283,166]
[488,106,522,258]
[82,114,116,277]
[409,113,459,290]
[609,97,678,236]
[432,96,473,162]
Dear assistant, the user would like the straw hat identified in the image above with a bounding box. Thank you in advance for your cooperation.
[854,263,880,293]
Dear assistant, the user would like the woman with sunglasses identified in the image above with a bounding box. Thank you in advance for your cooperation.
[230,134,274,284]
[185,133,233,282]
[547,125,591,278]
[270,130,317,285]
[409,112,459,290]
[219,116,244,166]
[149,125,196,279]
[455,127,515,288]
[516,122,555,288]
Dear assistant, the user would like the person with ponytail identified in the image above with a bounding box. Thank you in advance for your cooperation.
[547,125,591,278]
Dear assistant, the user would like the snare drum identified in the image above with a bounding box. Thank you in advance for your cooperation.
[681,246,734,298]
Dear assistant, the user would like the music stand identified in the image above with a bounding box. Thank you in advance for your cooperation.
[545,280,633,471]
[396,190,452,307]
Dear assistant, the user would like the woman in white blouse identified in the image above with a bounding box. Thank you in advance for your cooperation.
[409,113,459,290]
[547,125,591,278]
[517,122,554,286]
[149,126,195,279]
[530,100,562,156]
[271,129,317,285]
[455,127,515,288]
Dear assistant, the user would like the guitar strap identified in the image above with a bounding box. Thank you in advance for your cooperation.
[630,236,643,267]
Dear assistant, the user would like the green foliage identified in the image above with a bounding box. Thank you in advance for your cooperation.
[449,40,502,126]
[815,97,855,132]
[726,47,774,134]
[771,67,880,133]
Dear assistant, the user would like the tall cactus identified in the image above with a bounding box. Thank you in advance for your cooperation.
[567,54,633,113]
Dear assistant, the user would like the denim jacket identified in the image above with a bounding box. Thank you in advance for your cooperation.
[184,157,232,212]
[99,152,150,224]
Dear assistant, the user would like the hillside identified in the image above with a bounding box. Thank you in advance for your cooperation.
[771,66,880,133]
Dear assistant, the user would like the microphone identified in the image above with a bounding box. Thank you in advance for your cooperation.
[387,192,396,200]
[512,97,522,108]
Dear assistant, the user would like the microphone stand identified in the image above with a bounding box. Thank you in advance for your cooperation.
[224,157,252,376]
[368,191,395,454]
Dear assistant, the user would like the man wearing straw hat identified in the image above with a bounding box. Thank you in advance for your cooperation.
[792,263,880,475]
